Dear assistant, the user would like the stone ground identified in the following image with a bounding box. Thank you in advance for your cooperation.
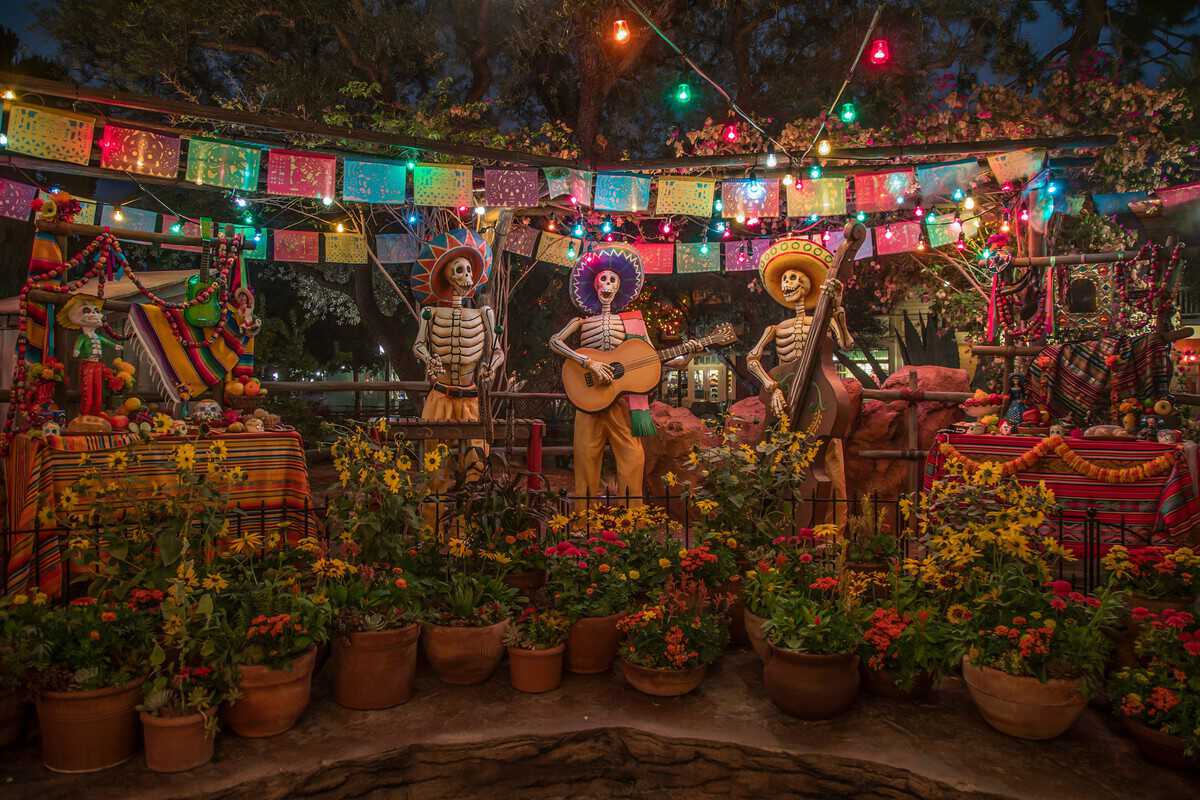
[3,650,1195,799]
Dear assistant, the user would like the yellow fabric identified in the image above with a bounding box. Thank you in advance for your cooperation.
[421,388,488,482]
[573,402,644,503]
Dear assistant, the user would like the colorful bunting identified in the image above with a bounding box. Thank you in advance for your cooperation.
[675,242,721,273]
[1157,182,1200,209]
[0,178,37,221]
[375,233,420,264]
[186,138,261,191]
[634,242,675,275]
[724,238,773,272]
[100,205,158,240]
[853,170,915,213]
[593,173,651,212]
[273,229,319,263]
[484,169,540,207]
[160,215,202,253]
[98,124,181,178]
[413,163,473,207]
[874,221,923,255]
[544,168,592,206]
[5,104,95,165]
[925,213,980,248]
[324,233,369,264]
[503,224,539,258]
[267,149,337,199]
[721,179,780,218]
[535,231,581,267]
[987,149,1045,185]
[823,226,874,260]
[785,177,847,217]
[655,177,716,216]
[233,225,267,260]
[915,159,981,201]
[342,159,408,204]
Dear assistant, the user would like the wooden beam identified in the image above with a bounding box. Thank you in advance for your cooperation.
[35,219,220,248]
[1010,246,1200,267]
[860,388,972,402]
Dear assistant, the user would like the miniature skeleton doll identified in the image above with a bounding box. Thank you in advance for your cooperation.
[59,295,122,417]
[550,246,700,500]
[411,228,503,479]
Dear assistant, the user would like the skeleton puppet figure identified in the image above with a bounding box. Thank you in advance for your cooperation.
[550,246,701,500]
[411,228,503,479]
[59,295,122,417]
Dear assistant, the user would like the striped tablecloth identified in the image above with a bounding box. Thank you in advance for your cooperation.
[924,432,1200,544]
[3,431,314,596]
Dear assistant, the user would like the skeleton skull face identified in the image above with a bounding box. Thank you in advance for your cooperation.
[781,269,809,305]
[71,303,104,330]
[594,270,621,307]
[445,257,475,293]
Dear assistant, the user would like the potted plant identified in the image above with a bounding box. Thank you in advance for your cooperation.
[545,533,635,674]
[859,580,951,700]
[25,594,157,772]
[674,534,743,642]
[1110,608,1200,769]
[617,576,730,697]
[0,592,41,749]
[742,528,840,661]
[844,494,900,575]
[423,571,518,685]
[1102,545,1200,665]
[504,607,571,693]
[459,472,553,595]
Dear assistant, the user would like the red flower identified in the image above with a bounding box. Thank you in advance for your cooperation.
[1044,580,1072,597]
[394,578,408,589]
[809,577,838,591]
[1050,597,1067,611]
[1184,641,1200,657]
[100,611,117,623]
[799,553,813,564]
[70,596,98,606]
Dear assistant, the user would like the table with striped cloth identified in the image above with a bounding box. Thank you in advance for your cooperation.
[923,432,1200,543]
[3,431,314,596]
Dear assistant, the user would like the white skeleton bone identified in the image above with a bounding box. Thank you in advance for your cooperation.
[413,259,503,387]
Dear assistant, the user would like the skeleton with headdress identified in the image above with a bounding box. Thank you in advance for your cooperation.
[411,229,503,476]
[550,245,701,500]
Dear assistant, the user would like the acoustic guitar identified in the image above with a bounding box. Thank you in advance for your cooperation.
[562,323,737,413]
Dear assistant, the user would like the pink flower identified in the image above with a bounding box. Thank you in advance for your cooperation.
[1045,580,1072,597]
[576,561,588,570]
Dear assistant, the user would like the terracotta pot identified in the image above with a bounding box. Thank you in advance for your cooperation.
[1123,717,1200,770]
[763,648,859,720]
[333,624,420,710]
[722,578,748,646]
[0,691,25,749]
[35,678,144,773]
[507,644,565,693]
[1116,594,1196,668]
[621,660,707,697]
[861,665,934,701]
[743,607,769,661]
[504,569,547,597]
[225,647,316,738]
[422,620,509,685]
[961,656,1085,740]
[140,711,214,773]
[565,613,623,674]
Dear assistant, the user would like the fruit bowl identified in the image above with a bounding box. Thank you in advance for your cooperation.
[963,404,1002,419]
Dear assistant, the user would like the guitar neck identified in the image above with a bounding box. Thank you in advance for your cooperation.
[658,335,715,363]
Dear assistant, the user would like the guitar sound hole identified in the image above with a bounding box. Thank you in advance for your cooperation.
[584,373,594,387]
[610,363,625,380]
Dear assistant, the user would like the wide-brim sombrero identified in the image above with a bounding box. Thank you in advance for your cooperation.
[758,237,833,310]
[569,244,644,315]
[57,294,104,330]
[412,228,492,306]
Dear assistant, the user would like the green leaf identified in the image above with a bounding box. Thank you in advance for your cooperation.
[149,643,165,667]
[197,594,214,618]
[157,532,182,566]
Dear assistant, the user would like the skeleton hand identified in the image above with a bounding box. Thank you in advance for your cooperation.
[770,388,787,419]
[424,355,445,381]
[588,360,615,385]
[683,339,703,354]
[479,363,494,382]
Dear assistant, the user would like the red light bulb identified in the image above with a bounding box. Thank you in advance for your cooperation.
[660,220,671,234]
[868,38,890,65]
[613,19,630,43]
[722,122,739,142]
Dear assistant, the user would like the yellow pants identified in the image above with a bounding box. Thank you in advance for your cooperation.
[421,388,488,483]
[573,402,644,503]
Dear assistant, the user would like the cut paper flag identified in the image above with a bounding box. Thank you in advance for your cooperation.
[38,191,97,225]
[0,178,37,221]
[273,229,319,263]
[785,177,846,217]
[324,233,369,264]
[988,149,1045,185]
[824,226,874,260]
[593,173,651,212]
[186,138,261,191]
[655,177,716,216]
[633,242,675,274]
[484,169,540,207]
[413,163,473,207]
[1092,191,1147,215]
[1158,182,1200,209]
[675,242,721,274]
[853,170,914,213]
[543,168,592,206]
[874,221,923,255]
[267,149,337,199]
[98,125,181,178]
[5,104,95,165]
[925,213,980,248]
[232,225,267,260]
[724,238,773,272]
[160,215,202,253]
[100,205,158,239]
[503,224,539,258]
[375,233,420,264]
[915,159,981,201]
[342,159,408,204]
[535,231,581,267]
[721,179,780,218]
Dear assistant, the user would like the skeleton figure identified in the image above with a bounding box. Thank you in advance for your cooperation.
[552,248,700,500]
[60,295,122,418]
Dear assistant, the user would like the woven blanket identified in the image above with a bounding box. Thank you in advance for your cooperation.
[3,431,313,596]
[1025,334,1170,424]
[127,303,252,403]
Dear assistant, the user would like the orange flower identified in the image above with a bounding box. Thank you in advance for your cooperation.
[100,611,117,623]
[88,630,101,640]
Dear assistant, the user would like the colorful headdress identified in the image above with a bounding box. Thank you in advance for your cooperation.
[57,295,104,330]
[568,244,644,315]
[411,228,492,306]
[758,237,833,310]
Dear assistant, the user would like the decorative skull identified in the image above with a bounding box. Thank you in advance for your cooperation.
[594,269,621,307]
[1049,423,1066,437]
[445,256,475,293]
[69,302,104,331]
[191,399,223,424]
[41,420,61,437]
[781,269,810,306]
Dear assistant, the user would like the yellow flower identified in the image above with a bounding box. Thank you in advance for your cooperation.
[68,536,93,553]
[108,450,129,470]
[175,560,198,587]
[725,537,738,549]
[375,417,388,433]
[59,488,80,510]
[628,570,640,580]
[548,514,569,533]
[311,592,328,606]
[32,592,48,606]
[201,573,229,592]
[338,469,351,486]
[448,538,471,558]
[382,468,402,494]
[686,451,700,468]
[208,441,229,462]
[658,558,671,568]
[694,499,718,516]
[946,604,971,624]
[423,450,442,472]
[152,413,172,434]
[397,456,412,472]
[37,507,55,527]
[226,465,247,484]
[77,453,90,466]
[678,548,688,558]
[173,443,197,472]
[663,471,677,487]
[228,530,264,555]
[10,594,28,606]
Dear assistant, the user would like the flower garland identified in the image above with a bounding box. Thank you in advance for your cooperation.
[940,434,1177,484]
[1115,242,1182,324]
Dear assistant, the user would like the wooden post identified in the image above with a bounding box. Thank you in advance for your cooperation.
[906,370,922,495]
[526,421,544,491]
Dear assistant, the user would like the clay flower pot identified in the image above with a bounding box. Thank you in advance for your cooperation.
[507,644,565,693]
[35,678,144,773]
[333,624,421,710]
[743,607,769,661]
[862,665,934,701]
[0,691,25,749]
[503,569,547,597]
[763,648,859,720]
[140,711,215,773]
[1123,717,1200,770]
[961,656,1085,740]
[225,647,316,738]
[621,660,707,697]
[566,613,623,674]
[422,620,509,685]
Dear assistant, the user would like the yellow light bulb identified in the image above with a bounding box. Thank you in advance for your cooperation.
[735,212,746,224]
[1,89,14,101]
[817,139,831,156]
[963,196,976,211]
[335,222,345,233]
[782,173,795,186]
[112,208,125,222]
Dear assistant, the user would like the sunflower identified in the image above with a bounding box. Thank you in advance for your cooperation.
[173,443,197,472]
[946,604,972,625]
[201,572,229,592]
[152,413,172,434]
[382,468,402,494]
[423,450,442,473]
[208,440,229,462]
[228,530,265,555]
[108,450,129,470]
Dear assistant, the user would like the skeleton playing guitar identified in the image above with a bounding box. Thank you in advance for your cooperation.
[561,323,737,413]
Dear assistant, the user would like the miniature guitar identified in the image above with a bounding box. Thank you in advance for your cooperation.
[183,238,222,328]
[562,323,737,413]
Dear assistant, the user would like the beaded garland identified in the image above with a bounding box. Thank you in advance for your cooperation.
[1115,242,1182,324]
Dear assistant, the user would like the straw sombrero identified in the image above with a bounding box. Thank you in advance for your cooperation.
[569,244,644,315]
[758,237,833,310]
[411,228,491,306]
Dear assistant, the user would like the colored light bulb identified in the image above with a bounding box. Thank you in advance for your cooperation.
[808,164,822,179]
[839,102,857,124]
[613,19,630,43]
[675,83,691,103]
[868,38,890,65]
